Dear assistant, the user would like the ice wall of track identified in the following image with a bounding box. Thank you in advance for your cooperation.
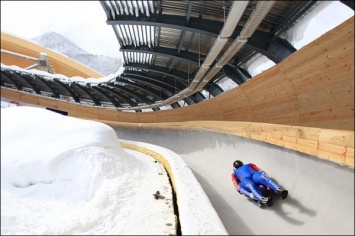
[112,127,354,235]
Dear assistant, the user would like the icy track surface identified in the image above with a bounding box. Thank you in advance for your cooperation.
[112,127,354,235]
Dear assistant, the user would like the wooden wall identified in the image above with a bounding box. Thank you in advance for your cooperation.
[3,17,353,130]
[1,17,354,167]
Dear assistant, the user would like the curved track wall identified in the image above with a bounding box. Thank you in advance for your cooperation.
[111,127,354,235]
[1,17,354,167]
[2,17,353,130]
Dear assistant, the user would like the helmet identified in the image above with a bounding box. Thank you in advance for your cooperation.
[233,160,243,171]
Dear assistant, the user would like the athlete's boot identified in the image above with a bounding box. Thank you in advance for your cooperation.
[261,197,273,207]
[276,189,288,199]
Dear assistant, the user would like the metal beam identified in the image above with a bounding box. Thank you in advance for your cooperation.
[120,73,182,93]
[199,1,207,18]
[122,70,186,91]
[1,70,22,90]
[100,1,111,19]
[100,83,155,104]
[98,86,138,107]
[165,1,274,106]
[120,45,201,64]
[120,32,297,65]
[38,77,60,98]
[171,102,181,109]
[70,83,101,106]
[190,92,205,103]
[175,2,193,56]
[91,86,120,107]
[106,14,223,37]
[183,97,196,105]
[271,1,318,37]
[223,64,251,85]
[236,49,256,66]
[53,79,81,103]
[124,63,190,83]
[177,31,187,55]
[15,73,41,94]
[109,79,167,100]
[122,71,177,89]
[186,1,193,25]
[185,92,201,104]
[205,83,224,97]
[106,14,272,48]
[100,86,137,109]
[266,37,297,63]
[112,25,124,48]
[158,0,162,14]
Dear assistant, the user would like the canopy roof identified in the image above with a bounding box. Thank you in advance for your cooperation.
[1,1,353,112]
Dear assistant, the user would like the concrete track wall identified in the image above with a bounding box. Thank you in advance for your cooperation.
[111,126,354,235]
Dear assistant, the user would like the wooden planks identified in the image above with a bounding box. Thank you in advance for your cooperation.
[102,120,354,168]
[2,17,353,130]
[1,17,354,167]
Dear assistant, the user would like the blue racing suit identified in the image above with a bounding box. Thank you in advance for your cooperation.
[231,163,280,201]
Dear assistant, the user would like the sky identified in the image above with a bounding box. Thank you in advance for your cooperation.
[1,106,227,235]
[1,1,121,58]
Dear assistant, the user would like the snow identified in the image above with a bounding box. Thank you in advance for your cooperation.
[1,106,227,235]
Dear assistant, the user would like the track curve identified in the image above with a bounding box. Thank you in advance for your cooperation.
[111,126,354,235]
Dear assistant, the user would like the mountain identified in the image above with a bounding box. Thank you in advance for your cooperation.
[32,32,122,77]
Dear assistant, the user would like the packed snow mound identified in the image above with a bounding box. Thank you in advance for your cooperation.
[1,106,138,198]
[1,106,154,234]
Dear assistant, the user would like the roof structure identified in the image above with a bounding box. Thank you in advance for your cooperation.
[1,1,353,112]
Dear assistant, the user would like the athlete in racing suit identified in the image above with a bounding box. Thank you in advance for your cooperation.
[231,160,288,206]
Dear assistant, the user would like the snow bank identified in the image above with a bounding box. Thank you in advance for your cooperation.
[120,139,228,235]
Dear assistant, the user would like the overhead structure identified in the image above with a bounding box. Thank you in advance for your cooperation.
[99,0,317,110]
[2,1,352,112]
